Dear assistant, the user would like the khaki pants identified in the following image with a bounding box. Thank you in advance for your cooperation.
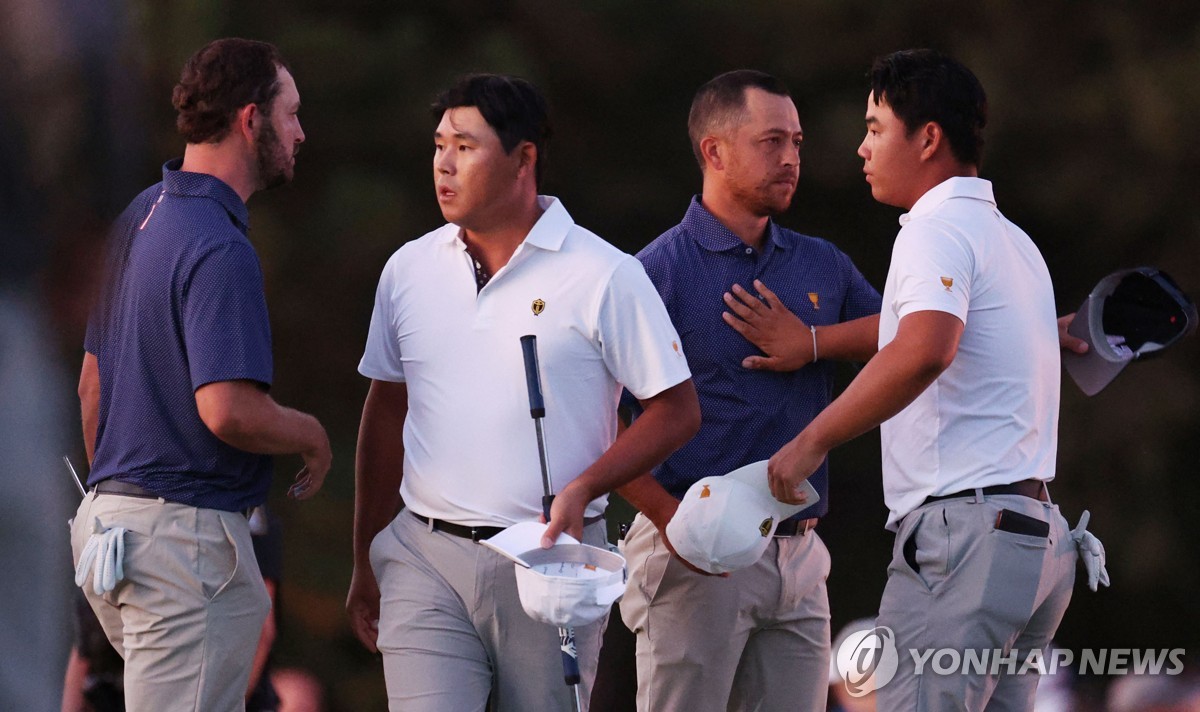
[877,493,1076,711]
[620,513,832,712]
[371,509,608,712]
[70,491,270,712]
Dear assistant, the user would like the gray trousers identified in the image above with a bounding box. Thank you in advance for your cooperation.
[877,492,1076,711]
[371,509,608,712]
[620,513,831,712]
[70,491,270,712]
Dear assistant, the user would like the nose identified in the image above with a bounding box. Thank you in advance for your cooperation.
[434,148,454,175]
[857,136,869,160]
[295,119,305,145]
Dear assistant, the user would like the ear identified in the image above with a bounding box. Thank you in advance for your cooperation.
[515,141,537,180]
[236,103,259,143]
[700,135,725,172]
[918,121,943,162]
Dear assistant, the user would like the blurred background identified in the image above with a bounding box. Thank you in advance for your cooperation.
[2,1,1197,710]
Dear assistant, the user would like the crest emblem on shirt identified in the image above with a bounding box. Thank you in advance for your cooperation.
[808,292,820,310]
[758,517,775,537]
[700,485,711,499]
[672,340,681,355]
[940,276,954,292]
[531,299,545,316]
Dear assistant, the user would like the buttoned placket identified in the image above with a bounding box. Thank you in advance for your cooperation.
[462,240,535,328]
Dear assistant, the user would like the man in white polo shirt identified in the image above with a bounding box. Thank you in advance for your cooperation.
[346,74,700,712]
[767,50,1077,710]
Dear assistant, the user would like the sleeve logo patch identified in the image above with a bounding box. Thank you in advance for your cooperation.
[808,292,820,310]
[940,276,954,292]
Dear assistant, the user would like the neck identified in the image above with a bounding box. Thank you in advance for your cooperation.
[179,142,256,203]
[903,162,979,210]
[462,192,544,274]
[700,181,770,251]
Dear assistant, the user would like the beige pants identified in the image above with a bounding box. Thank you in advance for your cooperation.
[620,513,832,712]
[70,491,270,712]
[371,509,608,712]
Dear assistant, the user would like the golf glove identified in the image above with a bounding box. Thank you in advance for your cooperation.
[1070,510,1110,592]
[74,517,127,595]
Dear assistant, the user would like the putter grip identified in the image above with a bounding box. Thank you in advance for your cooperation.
[520,335,545,418]
[560,628,581,685]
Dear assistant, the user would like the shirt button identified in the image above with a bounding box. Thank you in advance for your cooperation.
[745,247,753,255]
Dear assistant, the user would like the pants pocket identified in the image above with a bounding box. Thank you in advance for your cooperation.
[201,512,241,602]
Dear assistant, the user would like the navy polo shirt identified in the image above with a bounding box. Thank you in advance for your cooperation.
[84,159,274,512]
[635,197,881,518]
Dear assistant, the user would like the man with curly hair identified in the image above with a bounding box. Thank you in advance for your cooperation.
[71,38,331,712]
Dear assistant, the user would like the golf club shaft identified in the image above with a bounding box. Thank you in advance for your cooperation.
[520,335,583,698]
[63,455,86,497]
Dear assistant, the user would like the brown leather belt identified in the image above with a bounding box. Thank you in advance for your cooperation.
[775,517,818,537]
[922,478,1048,507]
[412,511,605,543]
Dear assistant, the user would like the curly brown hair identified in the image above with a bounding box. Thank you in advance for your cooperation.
[172,38,291,144]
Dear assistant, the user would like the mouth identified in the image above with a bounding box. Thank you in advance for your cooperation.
[437,185,457,201]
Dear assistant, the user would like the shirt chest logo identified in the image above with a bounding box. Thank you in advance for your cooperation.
[808,292,820,310]
[531,298,545,316]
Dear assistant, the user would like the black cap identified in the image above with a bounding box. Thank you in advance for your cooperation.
[1064,267,1196,396]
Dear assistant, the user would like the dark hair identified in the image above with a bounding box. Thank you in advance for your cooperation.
[172,38,290,144]
[432,74,553,187]
[869,49,988,166]
[688,70,791,168]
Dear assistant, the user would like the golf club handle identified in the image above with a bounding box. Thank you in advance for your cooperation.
[542,494,555,522]
[519,335,546,418]
[559,626,581,686]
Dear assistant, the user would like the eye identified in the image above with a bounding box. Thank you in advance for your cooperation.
[458,144,471,152]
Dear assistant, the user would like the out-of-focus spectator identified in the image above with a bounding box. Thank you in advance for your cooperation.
[1107,672,1200,712]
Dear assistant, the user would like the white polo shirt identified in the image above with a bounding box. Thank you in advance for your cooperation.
[359,196,691,527]
[878,177,1060,530]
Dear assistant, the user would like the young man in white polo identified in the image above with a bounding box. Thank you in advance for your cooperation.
[346,74,700,711]
[767,50,1078,710]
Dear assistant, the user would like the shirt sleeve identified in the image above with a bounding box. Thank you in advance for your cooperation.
[358,254,407,383]
[183,241,273,390]
[889,219,974,324]
[596,256,691,401]
[837,249,883,322]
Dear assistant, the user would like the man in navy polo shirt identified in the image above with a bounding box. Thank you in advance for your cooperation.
[615,70,881,711]
[70,39,331,712]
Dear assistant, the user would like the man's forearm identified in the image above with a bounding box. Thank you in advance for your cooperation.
[569,379,700,503]
[352,381,407,568]
[195,381,326,457]
[814,314,880,364]
[803,311,959,453]
[616,474,680,530]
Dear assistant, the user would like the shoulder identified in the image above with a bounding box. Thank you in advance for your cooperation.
[775,225,863,274]
[632,223,691,286]
[380,223,457,275]
[559,223,633,276]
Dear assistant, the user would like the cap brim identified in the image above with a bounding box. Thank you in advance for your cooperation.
[724,460,819,517]
[480,521,580,567]
[1064,293,1134,396]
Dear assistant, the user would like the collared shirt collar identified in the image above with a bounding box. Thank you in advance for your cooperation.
[681,195,788,253]
[438,195,573,251]
[161,158,250,233]
[899,176,994,226]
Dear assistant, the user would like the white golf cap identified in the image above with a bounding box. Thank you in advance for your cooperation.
[482,521,626,628]
[665,460,819,575]
[1064,267,1196,396]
